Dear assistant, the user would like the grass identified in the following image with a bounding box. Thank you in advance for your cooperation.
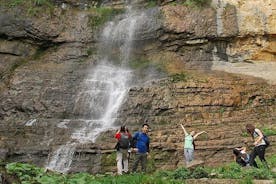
[3,155,276,184]
[262,127,276,136]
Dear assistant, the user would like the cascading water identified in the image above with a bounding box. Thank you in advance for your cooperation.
[46,4,161,173]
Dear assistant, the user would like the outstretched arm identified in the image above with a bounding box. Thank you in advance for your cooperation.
[193,131,207,140]
[180,124,188,136]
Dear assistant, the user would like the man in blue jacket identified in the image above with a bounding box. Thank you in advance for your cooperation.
[132,123,150,173]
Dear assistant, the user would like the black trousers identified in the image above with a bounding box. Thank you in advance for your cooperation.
[249,145,267,168]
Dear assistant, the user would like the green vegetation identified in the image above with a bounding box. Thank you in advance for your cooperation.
[128,58,165,73]
[170,72,189,82]
[3,155,276,183]
[101,152,116,166]
[183,0,212,7]
[1,0,51,7]
[88,8,124,28]
[144,0,211,7]
[219,107,225,114]
[241,126,276,137]
[262,127,276,136]
[147,0,158,8]
[32,47,48,60]
[0,0,54,16]
[87,47,96,56]
[129,59,151,69]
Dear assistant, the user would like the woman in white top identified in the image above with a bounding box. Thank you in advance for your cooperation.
[245,124,268,168]
[180,124,206,165]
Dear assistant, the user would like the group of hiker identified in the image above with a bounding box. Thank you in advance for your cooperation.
[114,122,269,175]
[181,123,269,168]
[233,124,269,168]
[114,123,150,175]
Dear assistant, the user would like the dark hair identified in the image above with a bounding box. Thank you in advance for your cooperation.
[120,125,126,132]
[246,124,255,138]
[233,148,240,156]
[142,123,149,128]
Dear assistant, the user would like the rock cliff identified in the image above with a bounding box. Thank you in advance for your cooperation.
[0,0,275,173]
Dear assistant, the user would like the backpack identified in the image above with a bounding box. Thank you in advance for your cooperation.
[118,133,130,149]
[263,135,270,147]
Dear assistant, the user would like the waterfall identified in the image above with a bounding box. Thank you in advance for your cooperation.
[45,4,159,173]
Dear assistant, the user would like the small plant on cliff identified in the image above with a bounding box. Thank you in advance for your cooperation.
[1,0,54,16]
[170,72,188,82]
[184,0,212,7]
[1,0,21,7]
[147,0,158,8]
[128,58,151,69]
[88,8,124,28]
[33,0,49,6]
[128,58,166,75]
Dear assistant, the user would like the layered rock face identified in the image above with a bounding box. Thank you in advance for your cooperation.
[117,72,276,170]
[213,0,276,62]
[0,0,275,174]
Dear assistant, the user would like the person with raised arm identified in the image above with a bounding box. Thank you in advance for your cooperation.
[180,124,206,165]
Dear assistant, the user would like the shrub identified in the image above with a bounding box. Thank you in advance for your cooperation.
[171,167,191,179]
[6,162,44,183]
[184,0,212,7]
[191,167,209,178]
[170,72,188,82]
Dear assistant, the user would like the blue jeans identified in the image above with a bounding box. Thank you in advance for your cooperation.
[184,148,194,164]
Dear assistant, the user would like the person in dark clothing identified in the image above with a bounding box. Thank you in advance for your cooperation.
[246,124,268,168]
[233,146,256,167]
[180,124,206,165]
[132,123,150,173]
